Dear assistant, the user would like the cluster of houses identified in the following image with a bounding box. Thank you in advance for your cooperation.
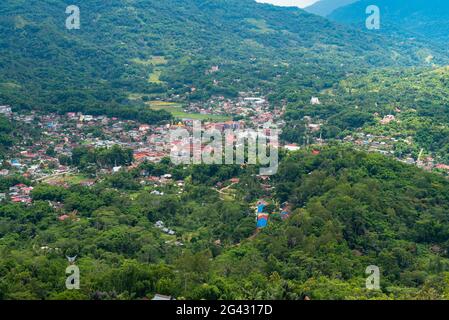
[0,99,289,204]
[2,111,175,182]
[185,93,285,128]
[344,132,449,173]
[346,133,396,156]
[3,183,33,204]
[253,199,292,230]
[154,220,176,235]
[3,94,446,202]
[142,173,184,193]
[0,105,12,117]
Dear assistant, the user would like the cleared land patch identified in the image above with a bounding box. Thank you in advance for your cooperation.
[147,101,231,121]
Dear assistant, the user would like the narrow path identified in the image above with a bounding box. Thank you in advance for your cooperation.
[211,182,238,199]
[34,170,77,182]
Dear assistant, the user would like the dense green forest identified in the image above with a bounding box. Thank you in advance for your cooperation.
[2,147,449,299]
[1,0,449,301]
[0,115,40,159]
[280,66,449,162]
[0,0,446,116]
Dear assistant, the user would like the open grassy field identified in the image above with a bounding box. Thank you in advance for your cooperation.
[130,56,168,66]
[245,18,274,34]
[148,56,168,65]
[147,101,231,121]
[148,70,163,84]
[127,92,163,101]
[43,173,91,185]
[0,82,21,90]
[130,56,168,84]
[147,101,183,109]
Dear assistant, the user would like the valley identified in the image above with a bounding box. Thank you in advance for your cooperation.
[0,0,449,301]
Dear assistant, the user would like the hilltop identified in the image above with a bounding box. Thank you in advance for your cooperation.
[305,0,359,16]
[330,0,449,45]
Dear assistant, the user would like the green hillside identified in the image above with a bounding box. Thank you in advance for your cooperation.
[0,0,446,116]
[1,0,449,302]
[280,66,449,163]
[2,147,449,299]
[305,0,359,17]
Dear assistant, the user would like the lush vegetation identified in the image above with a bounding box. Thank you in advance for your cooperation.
[1,147,449,299]
[69,145,134,170]
[0,0,445,117]
[281,66,449,163]
[1,0,449,301]
[0,115,40,159]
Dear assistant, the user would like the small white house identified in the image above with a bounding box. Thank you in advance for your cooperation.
[284,144,301,152]
[310,97,321,105]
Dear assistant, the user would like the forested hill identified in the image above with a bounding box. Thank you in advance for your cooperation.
[0,0,446,114]
[329,0,449,45]
[280,66,449,161]
[3,146,449,299]
[304,0,359,17]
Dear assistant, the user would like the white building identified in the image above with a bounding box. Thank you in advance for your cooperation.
[310,97,321,105]
[0,105,12,116]
[284,144,301,152]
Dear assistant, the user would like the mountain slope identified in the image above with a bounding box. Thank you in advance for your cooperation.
[0,0,446,115]
[330,0,449,45]
[3,146,449,299]
[281,65,449,158]
[305,0,359,16]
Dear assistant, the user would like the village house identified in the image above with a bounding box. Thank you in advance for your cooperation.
[310,97,321,105]
[435,164,449,171]
[380,115,396,125]
[284,144,300,152]
[0,105,12,116]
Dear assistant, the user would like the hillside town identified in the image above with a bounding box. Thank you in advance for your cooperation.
[0,94,284,203]
[1,91,449,206]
